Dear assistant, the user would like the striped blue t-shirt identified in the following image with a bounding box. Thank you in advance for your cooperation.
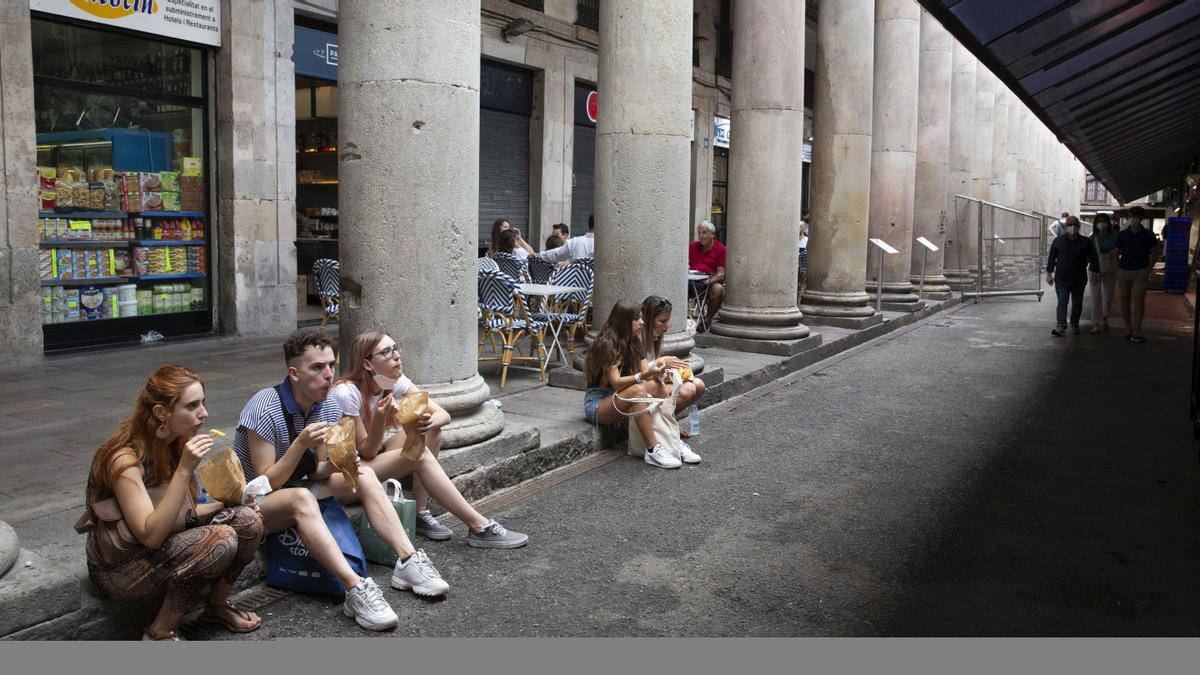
[234,378,344,483]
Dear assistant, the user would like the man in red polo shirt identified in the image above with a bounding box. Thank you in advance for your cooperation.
[688,220,726,328]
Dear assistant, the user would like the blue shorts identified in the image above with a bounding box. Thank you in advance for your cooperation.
[583,387,613,424]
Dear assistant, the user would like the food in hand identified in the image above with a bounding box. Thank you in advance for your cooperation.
[208,428,226,437]
[324,417,359,491]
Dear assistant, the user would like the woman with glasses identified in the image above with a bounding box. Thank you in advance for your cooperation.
[332,330,528,548]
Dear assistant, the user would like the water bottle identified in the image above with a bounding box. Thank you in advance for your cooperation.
[689,404,701,437]
[198,486,210,504]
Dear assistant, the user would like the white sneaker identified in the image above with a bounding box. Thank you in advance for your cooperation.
[343,577,398,631]
[390,549,450,597]
[678,442,702,464]
[644,443,682,469]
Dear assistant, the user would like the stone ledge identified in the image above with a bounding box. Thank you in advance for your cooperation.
[802,312,886,329]
[695,332,823,357]
[880,300,927,313]
[0,550,81,638]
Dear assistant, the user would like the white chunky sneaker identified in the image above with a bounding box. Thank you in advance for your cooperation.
[390,549,450,597]
[343,577,398,631]
[644,443,682,469]
[678,442,702,464]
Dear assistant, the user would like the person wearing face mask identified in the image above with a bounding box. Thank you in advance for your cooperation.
[331,330,528,548]
[1045,216,1100,337]
[1087,214,1119,333]
[1113,206,1161,343]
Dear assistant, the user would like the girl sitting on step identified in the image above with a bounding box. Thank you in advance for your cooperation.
[331,330,527,549]
[81,365,263,641]
[640,295,707,436]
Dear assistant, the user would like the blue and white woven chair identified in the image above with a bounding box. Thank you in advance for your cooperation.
[531,261,594,363]
[527,255,557,285]
[477,269,547,389]
[312,258,340,326]
[494,251,529,283]
[477,256,499,273]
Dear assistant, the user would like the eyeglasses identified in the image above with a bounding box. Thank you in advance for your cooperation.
[370,344,401,360]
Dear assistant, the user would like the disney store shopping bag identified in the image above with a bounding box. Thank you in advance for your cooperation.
[266,496,367,598]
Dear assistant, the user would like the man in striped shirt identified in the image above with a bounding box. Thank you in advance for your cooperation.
[234,329,449,631]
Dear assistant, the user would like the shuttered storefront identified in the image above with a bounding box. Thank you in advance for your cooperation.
[571,82,596,236]
[479,61,533,248]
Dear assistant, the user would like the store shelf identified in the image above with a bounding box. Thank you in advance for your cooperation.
[133,211,206,218]
[136,272,206,281]
[298,180,338,186]
[136,240,206,246]
[39,240,132,248]
[41,276,126,286]
[39,211,127,219]
[298,149,339,155]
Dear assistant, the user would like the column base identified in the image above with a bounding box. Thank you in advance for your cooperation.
[910,274,953,300]
[709,304,811,341]
[696,331,823,357]
[879,300,927,313]
[422,374,504,449]
[799,289,881,328]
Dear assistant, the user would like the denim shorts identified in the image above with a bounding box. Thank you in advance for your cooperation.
[583,387,613,424]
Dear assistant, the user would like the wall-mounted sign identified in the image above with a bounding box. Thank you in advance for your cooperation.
[803,143,811,164]
[713,116,730,148]
[31,0,222,47]
[586,90,598,124]
[294,26,338,81]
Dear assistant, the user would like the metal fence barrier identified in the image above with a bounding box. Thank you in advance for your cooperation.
[953,195,1045,300]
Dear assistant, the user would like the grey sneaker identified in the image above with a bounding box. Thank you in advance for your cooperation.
[466,519,529,549]
[415,509,452,541]
[391,549,449,596]
[343,577,398,631]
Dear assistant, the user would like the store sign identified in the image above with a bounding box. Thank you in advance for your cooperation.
[713,116,731,148]
[294,26,338,81]
[30,0,222,47]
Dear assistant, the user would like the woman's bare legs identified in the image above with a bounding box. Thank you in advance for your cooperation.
[412,427,441,513]
[363,448,489,531]
[595,383,656,447]
[259,488,362,589]
[322,465,415,559]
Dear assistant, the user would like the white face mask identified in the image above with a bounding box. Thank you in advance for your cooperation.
[372,372,398,391]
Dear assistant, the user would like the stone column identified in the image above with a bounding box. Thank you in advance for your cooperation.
[865,0,922,310]
[0,4,40,365]
[1005,93,1021,208]
[989,86,1009,206]
[215,0,298,336]
[338,0,502,448]
[964,64,994,288]
[1014,107,1030,211]
[710,0,816,348]
[799,0,883,328]
[909,10,952,300]
[591,0,696,360]
[943,41,975,291]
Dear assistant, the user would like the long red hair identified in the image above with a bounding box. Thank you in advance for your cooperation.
[335,330,398,431]
[87,365,202,504]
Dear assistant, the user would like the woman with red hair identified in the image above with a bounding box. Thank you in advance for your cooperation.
[82,365,263,640]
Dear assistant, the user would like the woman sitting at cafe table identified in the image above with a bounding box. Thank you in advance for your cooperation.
[80,365,263,641]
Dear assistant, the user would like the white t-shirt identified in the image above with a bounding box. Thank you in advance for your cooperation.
[511,247,529,262]
[539,232,594,264]
[331,376,414,417]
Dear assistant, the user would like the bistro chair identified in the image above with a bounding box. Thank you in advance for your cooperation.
[531,261,594,362]
[494,251,529,283]
[477,256,499,273]
[312,258,340,326]
[477,269,548,389]
[527,255,557,285]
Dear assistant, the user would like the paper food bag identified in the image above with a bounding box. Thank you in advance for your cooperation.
[196,447,247,507]
[393,391,430,461]
[324,417,359,491]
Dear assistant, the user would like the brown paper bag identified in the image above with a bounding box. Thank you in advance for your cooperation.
[196,447,247,507]
[324,417,359,491]
[393,391,430,461]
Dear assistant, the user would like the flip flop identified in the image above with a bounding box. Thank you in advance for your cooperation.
[197,602,262,634]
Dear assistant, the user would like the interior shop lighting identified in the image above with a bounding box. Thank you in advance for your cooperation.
[36,141,112,150]
[502,18,535,41]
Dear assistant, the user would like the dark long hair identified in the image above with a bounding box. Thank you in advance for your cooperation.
[487,218,510,257]
[88,365,201,504]
[640,295,671,360]
[585,300,643,387]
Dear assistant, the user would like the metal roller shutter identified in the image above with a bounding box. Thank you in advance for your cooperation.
[478,109,530,246]
[571,124,595,237]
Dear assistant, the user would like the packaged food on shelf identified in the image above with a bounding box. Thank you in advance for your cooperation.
[161,172,179,193]
[38,250,52,280]
[162,192,180,212]
[120,191,143,212]
[140,172,163,193]
[57,249,74,279]
[182,157,203,176]
[142,192,163,212]
[87,184,106,211]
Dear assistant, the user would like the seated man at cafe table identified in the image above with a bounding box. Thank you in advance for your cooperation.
[687,220,726,328]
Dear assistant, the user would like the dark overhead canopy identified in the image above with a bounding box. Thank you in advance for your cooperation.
[918,0,1200,204]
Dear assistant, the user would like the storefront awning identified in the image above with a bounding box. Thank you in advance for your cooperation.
[918,0,1200,204]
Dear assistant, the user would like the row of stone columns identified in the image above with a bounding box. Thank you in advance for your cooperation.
[334,0,1087,449]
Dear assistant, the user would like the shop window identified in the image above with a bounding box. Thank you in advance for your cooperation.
[577,0,599,31]
[1086,175,1108,203]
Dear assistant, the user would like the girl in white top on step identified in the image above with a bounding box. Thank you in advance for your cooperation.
[331,330,528,549]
